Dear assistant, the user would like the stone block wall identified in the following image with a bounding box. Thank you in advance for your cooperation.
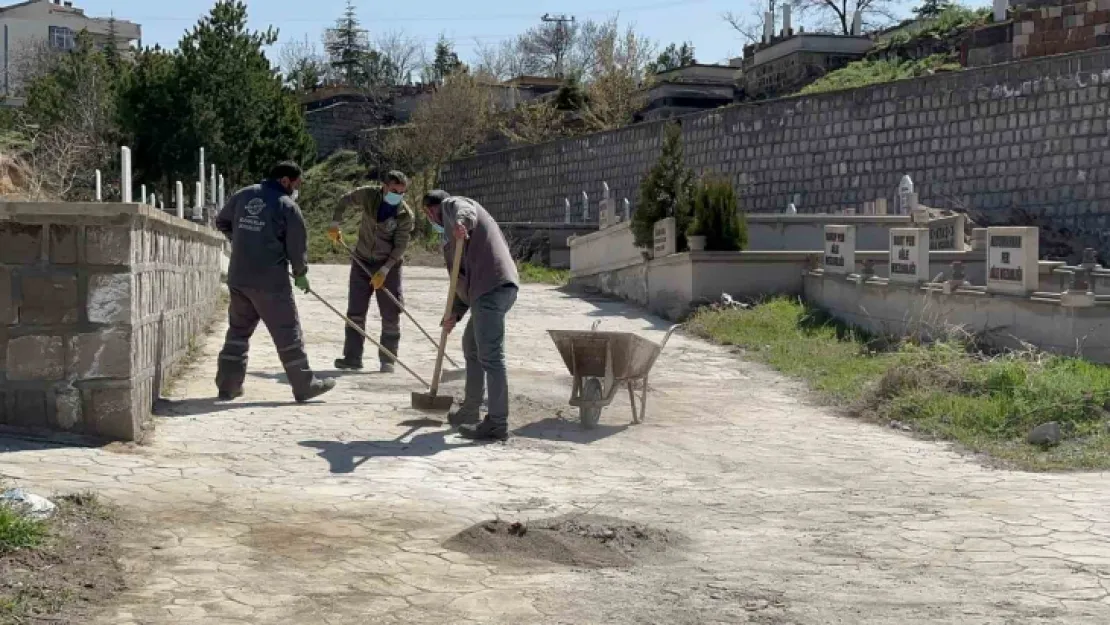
[441,47,1110,256]
[0,203,224,441]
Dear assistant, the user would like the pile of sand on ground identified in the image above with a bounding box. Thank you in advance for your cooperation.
[444,514,682,568]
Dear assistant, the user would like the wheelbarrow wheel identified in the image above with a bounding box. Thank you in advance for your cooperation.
[579,377,603,430]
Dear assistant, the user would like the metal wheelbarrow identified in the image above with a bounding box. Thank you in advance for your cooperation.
[548,325,682,429]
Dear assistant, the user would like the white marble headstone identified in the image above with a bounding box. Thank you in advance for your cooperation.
[823,225,856,275]
[889,228,930,284]
[986,227,1038,294]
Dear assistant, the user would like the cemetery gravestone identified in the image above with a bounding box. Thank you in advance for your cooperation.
[654,218,676,258]
[823,225,856,275]
[598,198,617,229]
[889,228,930,284]
[928,215,967,251]
[986,227,1039,295]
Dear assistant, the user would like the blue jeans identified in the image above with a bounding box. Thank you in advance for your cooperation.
[459,284,518,425]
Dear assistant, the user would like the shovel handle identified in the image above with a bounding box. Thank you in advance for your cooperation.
[431,240,465,396]
[291,274,430,388]
[338,239,461,369]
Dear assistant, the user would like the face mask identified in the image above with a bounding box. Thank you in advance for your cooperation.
[431,222,445,234]
[384,191,403,206]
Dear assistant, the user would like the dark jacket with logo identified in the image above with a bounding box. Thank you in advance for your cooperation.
[331,185,414,272]
[216,180,308,292]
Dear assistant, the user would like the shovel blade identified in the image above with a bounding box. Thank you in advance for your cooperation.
[411,391,454,412]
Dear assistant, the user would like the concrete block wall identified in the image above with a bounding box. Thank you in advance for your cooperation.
[441,47,1110,257]
[0,203,224,441]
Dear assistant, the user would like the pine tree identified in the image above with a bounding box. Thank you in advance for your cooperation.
[424,37,465,84]
[632,122,695,250]
[326,0,370,86]
[653,42,696,74]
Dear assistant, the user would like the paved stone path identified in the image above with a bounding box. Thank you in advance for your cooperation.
[3,265,1110,624]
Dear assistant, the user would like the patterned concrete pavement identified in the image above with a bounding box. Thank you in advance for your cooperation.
[2,265,1110,624]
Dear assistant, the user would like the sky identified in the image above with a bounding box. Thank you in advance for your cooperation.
[74,0,993,71]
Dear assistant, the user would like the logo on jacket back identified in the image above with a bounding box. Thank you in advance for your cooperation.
[239,198,267,232]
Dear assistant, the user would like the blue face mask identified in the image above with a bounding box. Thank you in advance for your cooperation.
[384,191,403,206]
[431,222,445,234]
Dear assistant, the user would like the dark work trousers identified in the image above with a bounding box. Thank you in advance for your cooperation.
[216,287,316,397]
[343,256,403,366]
[458,284,518,426]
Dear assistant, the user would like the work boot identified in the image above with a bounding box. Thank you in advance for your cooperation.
[217,388,244,401]
[294,378,337,403]
[380,363,396,374]
[448,408,481,428]
[334,358,363,371]
[458,417,509,442]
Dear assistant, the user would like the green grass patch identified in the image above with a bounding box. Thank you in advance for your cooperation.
[0,504,46,554]
[687,298,1110,471]
[518,262,570,286]
[800,53,962,95]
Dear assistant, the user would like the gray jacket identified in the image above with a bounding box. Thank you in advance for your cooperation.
[216,180,308,292]
[440,196,519,319]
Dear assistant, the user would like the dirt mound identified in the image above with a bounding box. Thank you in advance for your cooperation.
[444,515,681,568]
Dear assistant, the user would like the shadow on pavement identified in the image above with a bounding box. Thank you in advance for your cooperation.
[154,397,305,418]
[512,416,629,444]
[247,370,379,385]
[300,418,474,474]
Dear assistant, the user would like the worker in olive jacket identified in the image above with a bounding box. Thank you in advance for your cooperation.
[328,171,414,373]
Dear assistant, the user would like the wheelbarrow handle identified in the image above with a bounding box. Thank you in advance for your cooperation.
[659,324,683,351]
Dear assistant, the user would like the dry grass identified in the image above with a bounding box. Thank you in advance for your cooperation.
[688,298,1110,471]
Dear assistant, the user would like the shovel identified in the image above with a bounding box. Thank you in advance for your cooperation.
[337,239,465,383]
[411,239,465,412]
[294,274,430,389]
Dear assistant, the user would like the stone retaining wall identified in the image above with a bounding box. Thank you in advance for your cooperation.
[441,47,1110,253]
[0,203,224,441]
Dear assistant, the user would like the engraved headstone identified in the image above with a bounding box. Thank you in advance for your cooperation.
[889,228,930,284]
[986,227,1038,294]
[823,225,856,275]
[928,215,967,251]
[654,218,676,258]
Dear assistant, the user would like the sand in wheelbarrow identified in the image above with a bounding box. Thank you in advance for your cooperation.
[444,514,682,569]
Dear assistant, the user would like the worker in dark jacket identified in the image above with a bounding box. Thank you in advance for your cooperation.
[328,171,415,373]
[423,190,519,442]
[215,161,335,403]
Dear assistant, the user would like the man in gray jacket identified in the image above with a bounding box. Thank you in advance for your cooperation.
[214,162,335,403]
[423,190,519,441]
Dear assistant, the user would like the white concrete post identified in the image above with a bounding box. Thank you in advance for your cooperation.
[993,0,1008,22]
[176,181,184,219]
[763,11,774,42]
[786,203,798,214]
[198,148,206,210]
[581,191,589,222]
[622,198,631,221]
[95,169,102,201]
[140,184,147,205]
[218,175,226,206]
[564,198,571,224]
[782,5,792,36]
[601,181,610,201]
[851,11,862,36]
[193,181,202,220]
[210,164,217,205]
[898,175,917,215]
[120,146,132,203]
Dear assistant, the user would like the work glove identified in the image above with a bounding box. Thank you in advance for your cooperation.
[294,274,310,294]
[371,269,387,290]
[327,222,342,245]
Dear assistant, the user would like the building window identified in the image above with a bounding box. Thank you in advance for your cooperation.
[49,26,75,51]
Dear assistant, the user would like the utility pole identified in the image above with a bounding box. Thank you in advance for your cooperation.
[541,13,576,78]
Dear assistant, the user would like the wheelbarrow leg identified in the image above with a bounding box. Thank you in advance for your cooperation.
[639,374,651,423]
[628,381,641,424]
